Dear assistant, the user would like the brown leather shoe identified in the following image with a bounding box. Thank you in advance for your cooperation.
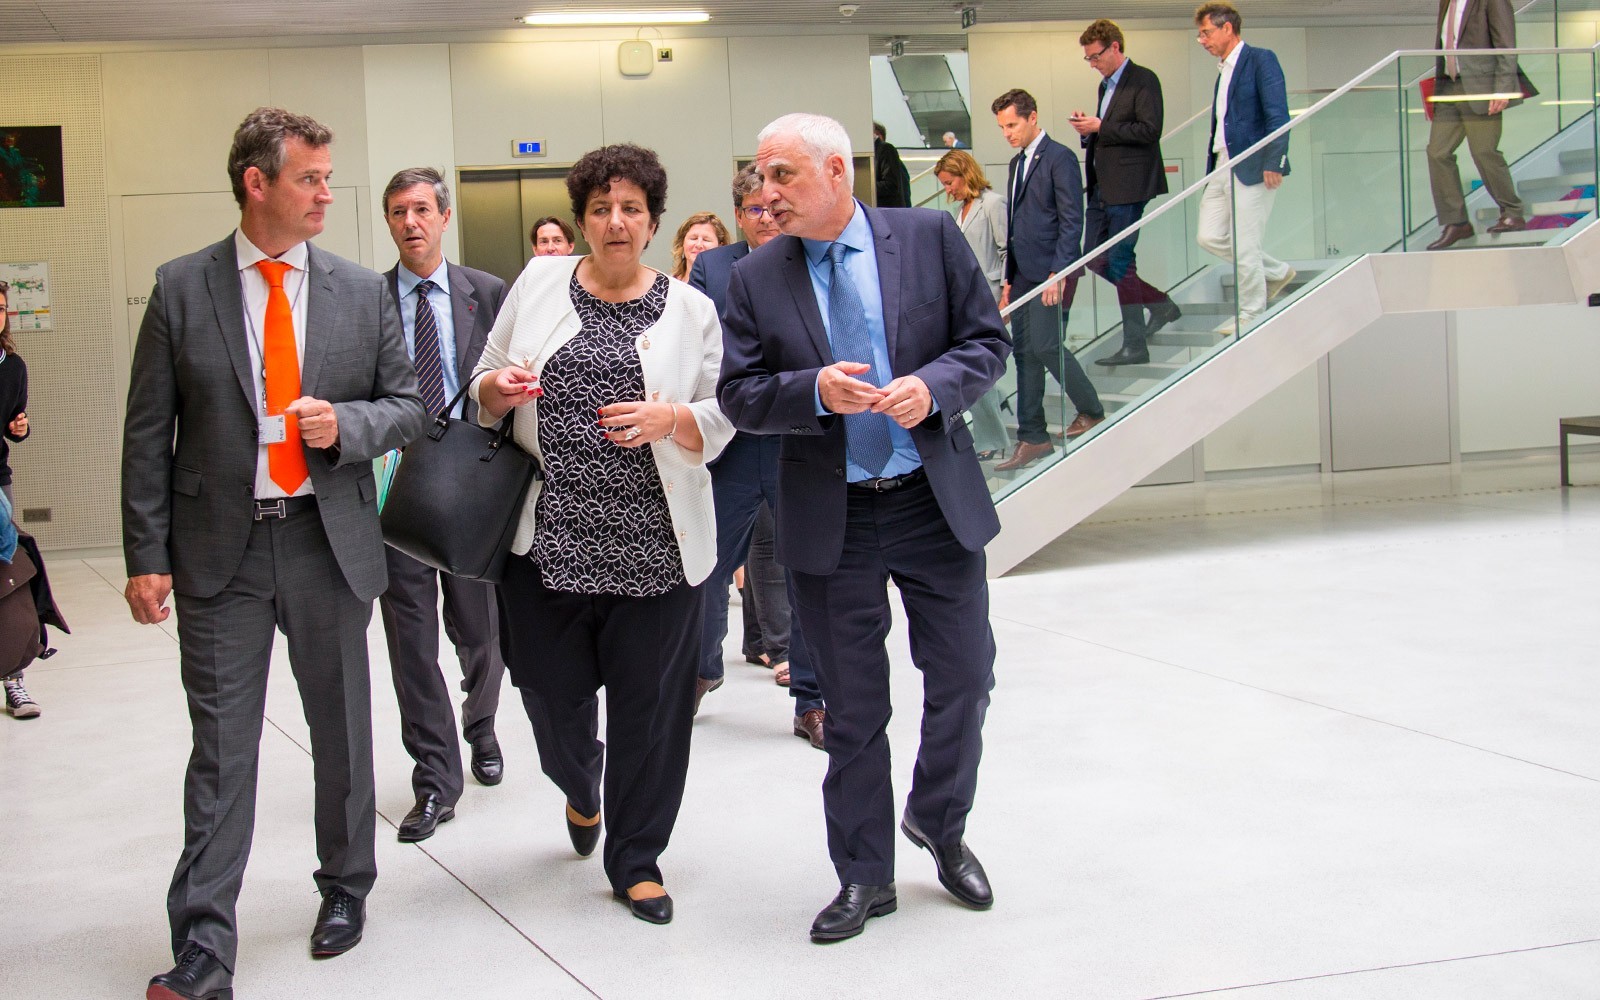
[1487,214,1526,234]
[1063,413,1105,437]
[693,676,722,715]
[993,440,1053,471]
[793,709,825,750]
[1426,222,1474,250]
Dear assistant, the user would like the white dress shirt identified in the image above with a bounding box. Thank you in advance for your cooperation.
[234,229,313,499]
[1213,41,1246,154]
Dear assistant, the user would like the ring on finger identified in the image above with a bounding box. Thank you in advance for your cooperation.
[623,427,642,441]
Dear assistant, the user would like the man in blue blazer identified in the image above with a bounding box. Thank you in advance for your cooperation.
[688,163,827,749]
[719,113,1011,944]
[992,88,1106,473]
[1196,2,1296,330]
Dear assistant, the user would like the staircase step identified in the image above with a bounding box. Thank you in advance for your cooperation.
[1447,228,1565,250]
[1094,361,1186,380]
[1559,148,1596,171]
[1474,197,1595,221]
[1149,330,1221,347]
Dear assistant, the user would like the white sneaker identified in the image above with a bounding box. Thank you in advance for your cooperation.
[1266,268,1298,301]
[4,676,39,719]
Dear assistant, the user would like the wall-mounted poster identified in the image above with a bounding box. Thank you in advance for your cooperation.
[0,262,51,332]
[0,126,65,208]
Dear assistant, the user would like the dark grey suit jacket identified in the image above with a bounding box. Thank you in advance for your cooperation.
[1084,61,1168,206]
[122,235,428,601]
[383,261,507,422]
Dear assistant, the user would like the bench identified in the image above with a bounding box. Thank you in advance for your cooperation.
[1559,416,1600,486]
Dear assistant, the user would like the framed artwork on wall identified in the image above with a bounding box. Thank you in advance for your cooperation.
[0,126,65,208]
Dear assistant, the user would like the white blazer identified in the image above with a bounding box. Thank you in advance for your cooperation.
[468,254,734,586]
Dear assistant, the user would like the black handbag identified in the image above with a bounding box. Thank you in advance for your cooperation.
[380,381,540,583]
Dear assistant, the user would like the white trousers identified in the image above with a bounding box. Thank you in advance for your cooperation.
[1196,168,1290,317]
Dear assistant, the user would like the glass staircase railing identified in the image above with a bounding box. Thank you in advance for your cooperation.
[981,44,1600,503]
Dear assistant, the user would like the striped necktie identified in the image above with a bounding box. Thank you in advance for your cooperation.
[412,279,447,415]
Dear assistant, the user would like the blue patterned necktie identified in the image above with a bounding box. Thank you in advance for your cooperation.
[825,241,894,477]
[412,280,447,415]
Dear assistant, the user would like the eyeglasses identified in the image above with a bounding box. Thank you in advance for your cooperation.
[1083,47,1108,63]
[741,205,770,219]
[1196,27,1221,39]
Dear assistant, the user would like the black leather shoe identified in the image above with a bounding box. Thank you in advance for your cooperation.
[397,792,455,843]
[470,736,504,786]
[567,806,601,857]
[1427,222,1474,250]
[900,815,993,909]
[810,883,896,942]
[612,888,674,924]
[1096,345,1150,366]
[310,887,365,957]
[1146,300,1182,336]
[147,946,233,1000]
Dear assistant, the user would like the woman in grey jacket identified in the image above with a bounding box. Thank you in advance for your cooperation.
[937,150,1010,460]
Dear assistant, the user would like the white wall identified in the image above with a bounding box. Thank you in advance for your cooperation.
[1456,303,1600,454]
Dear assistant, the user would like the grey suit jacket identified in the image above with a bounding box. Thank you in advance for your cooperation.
[383,261,508,422]
[956,189,1007,301]
[122,234,429,601]
[1436,0,1522,115]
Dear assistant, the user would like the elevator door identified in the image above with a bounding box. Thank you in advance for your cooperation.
[456,167,589,287]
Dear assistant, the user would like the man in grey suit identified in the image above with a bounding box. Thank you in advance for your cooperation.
[377,167,510,842]
[122,108,427,1000]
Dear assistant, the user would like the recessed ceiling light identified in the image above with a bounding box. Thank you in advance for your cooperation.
[521,10,711,25]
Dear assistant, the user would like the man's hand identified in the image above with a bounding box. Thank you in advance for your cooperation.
[7,412,26,437]
[998,283,1011,310]
[1263,170,1284,190]
[818,362,881,415]
[126,573,173,624]
[1487,98,1509,115]
[871,375,932,429]
[1069,114,1101,135]
[285,397,339,449]
[1041,274,1067,307]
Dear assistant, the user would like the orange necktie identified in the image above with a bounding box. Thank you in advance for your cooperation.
[254,259,308,494]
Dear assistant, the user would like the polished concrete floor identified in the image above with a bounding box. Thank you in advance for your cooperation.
[6,454,1599,999]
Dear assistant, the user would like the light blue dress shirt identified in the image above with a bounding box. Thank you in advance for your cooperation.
[396,260,462,417]
[804,201,923,481]
[1098,59,1128,119]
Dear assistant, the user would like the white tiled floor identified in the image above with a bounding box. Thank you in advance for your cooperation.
[5,454,1599,999]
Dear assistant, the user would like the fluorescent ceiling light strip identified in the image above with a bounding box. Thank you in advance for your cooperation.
[523,10,711,25]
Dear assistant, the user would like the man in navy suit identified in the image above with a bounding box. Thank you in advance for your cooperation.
[720,113,1011,943]
[688,163,827,748]
[991,88,1106,473]
[1196,2,1296,331]
[377,168,510,842]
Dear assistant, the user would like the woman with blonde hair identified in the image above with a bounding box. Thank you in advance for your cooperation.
[669,211,728,281]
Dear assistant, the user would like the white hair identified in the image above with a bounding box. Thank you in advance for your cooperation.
[756,113,852,168]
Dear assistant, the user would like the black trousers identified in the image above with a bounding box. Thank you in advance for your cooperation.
[1010,276,1104,443]
[499,557,703,891]
[790,477,995,887]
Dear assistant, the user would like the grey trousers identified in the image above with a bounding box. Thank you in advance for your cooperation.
[168,508,377,972]
[1428,81,1525,225]
[379,546,506,804]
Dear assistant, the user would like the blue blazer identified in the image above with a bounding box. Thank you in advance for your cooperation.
[1004,133,1084,287]
[687,239,750,317]
[717,206,1013,576]
[1206,43,1292,186]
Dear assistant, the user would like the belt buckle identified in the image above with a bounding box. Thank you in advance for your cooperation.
[253,498,288,521]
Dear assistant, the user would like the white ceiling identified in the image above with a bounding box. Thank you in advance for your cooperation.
[3,0,1437,44]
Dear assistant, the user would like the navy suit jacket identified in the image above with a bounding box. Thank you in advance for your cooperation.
[687,240,750,317]
[384,261,507,422]
[717,206,1012,576]
[1205,43,1291,186]
[1004,133,1084,287]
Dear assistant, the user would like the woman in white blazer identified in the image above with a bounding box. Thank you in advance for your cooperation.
[471,145,732,926]
[937,149,1011,461]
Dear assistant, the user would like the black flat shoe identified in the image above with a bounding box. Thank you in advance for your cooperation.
[810,883,896,942]
[1146,300,1182,336]
[567,806,601,857]
[310,887,365,957]
[1096,345,1150,366]
[470,736,504,786]
[147,946,233,1000]
[901,816,993,909]
[613,888,674,924]
[397,792,455,843]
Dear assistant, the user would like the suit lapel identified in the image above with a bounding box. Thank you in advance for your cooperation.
[203,237,257,412]
[300,244,336,399]
[1105,65,1135,121]
[446,263,476,377]
[779,237,834,364]
[864,206,901,368]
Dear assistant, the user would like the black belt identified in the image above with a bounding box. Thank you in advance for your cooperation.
[252,495,318,520]
[847,468,926,493]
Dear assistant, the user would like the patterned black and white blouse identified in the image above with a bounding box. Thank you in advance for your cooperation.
[531,272,684,596]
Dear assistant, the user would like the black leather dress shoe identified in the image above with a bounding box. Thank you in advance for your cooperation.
[470,736,504,786]
[1427,222,1474,250]
[1146,300,1182,336]
[310,887,365,957]
[900,816,993,909]
[1096,345,1150,366]
[810,883,896,942]
[397,792,455,843]
[147,946,233,1000]
[567,807,601,857]
[613,888,674,924]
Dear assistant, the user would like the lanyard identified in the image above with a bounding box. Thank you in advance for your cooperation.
[241,264,308,413]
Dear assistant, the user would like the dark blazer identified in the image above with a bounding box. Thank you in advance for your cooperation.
[1206,43,1291,186]
[1084,61,1168,206]
[687,239,751,317]
[874,138,912,208]
[717,206,1012,576]
[1435,0,1524,116]
[122,235,428,601]
[384,261,507,422]
[1004,133,1084,286]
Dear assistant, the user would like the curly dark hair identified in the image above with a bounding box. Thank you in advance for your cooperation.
[566,144,668,229]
